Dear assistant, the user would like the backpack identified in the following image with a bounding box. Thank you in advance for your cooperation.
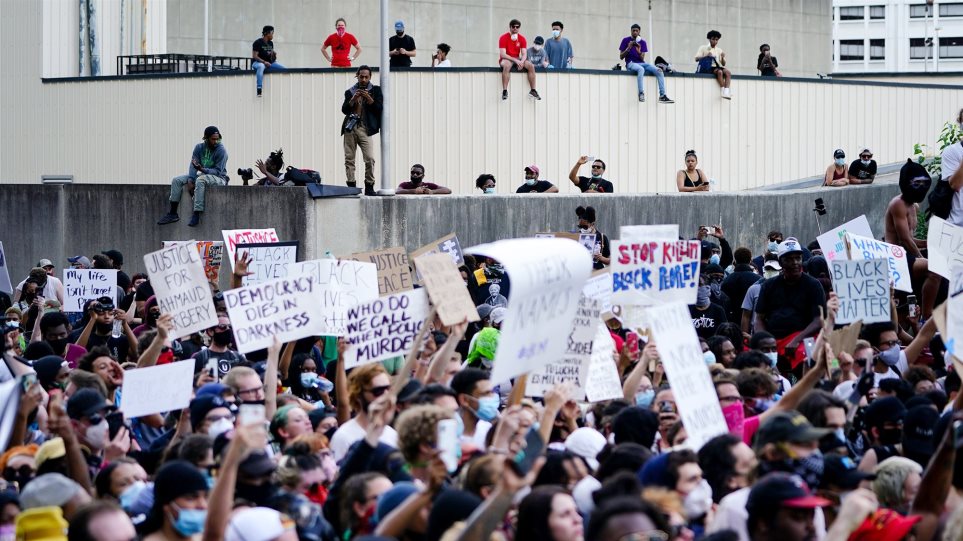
[284,167,322,186]
[926,145,960,219]
[696,56,716,73]
[654,56,674,73]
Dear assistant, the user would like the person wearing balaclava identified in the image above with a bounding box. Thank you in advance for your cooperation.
[157,125,229,228]
[138,460,209,541]
[885,158,939,319]
[689,272,728,340]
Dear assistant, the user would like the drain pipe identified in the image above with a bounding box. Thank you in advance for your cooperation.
[377,0,394,195]
[89,0,101,75]
[79,0,87,75]
[141,0,147,54]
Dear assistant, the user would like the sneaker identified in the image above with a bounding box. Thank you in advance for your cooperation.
[188,212,200,227]
[639,93,646,102]
[156,213,179,225]
[659,95,674,104]
[346,181,357,188]
[257,88,262,97]
[364,185,377,196]
[723,88,732,100]
[529,89,541,101]
[502,90,508,100]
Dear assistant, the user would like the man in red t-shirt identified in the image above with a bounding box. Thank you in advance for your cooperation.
[322,18,361,67]
[498,19,540,101]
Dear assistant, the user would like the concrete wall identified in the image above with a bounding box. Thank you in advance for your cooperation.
[166,0,832,77]
[0,181,899,289]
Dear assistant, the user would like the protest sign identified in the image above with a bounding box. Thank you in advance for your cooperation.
[344,289,429,368]
[223,272,327,353]
[579,233,597,253]
[584,320,624,402]
[164,241,224,284]
[286,259,379,336]
[237,241,299,285]
[646,302,727,450]
[0,242,11,294]
[927,216,963,279]
[143,241,218,339]
[945,269,963,364]
[830,259,890,324]
[63,269,118,312]
[413,253,479,326]
[583,271,613,313]
[527,298,600,397]
[410,233,465,267]
[221,228,279,269]
[344,247,413,296]
[816,215,873,262]
[620,224,679,241]
[467,238,592,385]
[0,378,20,450]
[611,240,701,306]
[845,233,912,293]
[119,361,195,418]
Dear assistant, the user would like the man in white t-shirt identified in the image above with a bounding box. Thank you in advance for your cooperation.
[942,110,963,225]
[329,364,398,461]
[14,261,65,305]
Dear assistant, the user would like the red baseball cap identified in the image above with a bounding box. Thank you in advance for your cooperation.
[847,509,921,541]
[524,165,540,176]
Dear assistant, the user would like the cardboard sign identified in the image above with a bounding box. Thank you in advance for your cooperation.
[119,361,196,418]
[620,224,679,241]
[344,289,430,368]
[646,302,728,450]
[223,272,327,353]
[845,233,912,293]
[467,238,593,385]
[927,216,963,279]
[413,253,479,326]
[345,247,414,296]
[611,240,701,306]
[221,228,279,269]
[410,233,465,267]
[237,241,299,286]
[830,259,891,324]
[63,269,118,312]
[816,215,873,262]
[164,241,224,284]
[143,241,219,339]
[0,242,12,295]
[286,259,379,336]
[527,297,600,397]
[584,320,624,402]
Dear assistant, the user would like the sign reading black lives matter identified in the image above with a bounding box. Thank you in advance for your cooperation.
[223,272,326,354]
[344,289,430,369]
[143,241,219,339]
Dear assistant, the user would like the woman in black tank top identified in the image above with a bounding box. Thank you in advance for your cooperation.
[676,150,710,192]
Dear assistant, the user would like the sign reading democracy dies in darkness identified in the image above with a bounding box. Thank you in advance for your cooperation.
[611,240,700,306]
[344,289,430,368]
[143,241,218,339]
[831,259,891,324]
[63,269,118,312]
[223,273,326,354]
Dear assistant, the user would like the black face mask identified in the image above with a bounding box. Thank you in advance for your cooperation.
[95,322,113,334]
[235,481,276,507]
[324,426,337,442]
[819,432,847,454]
[46,338,68,356]
[879,427,903,445]
[212,331,233,346]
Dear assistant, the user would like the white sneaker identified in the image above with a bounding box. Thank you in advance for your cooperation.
[723,87,732,100]
[721,87,726,98]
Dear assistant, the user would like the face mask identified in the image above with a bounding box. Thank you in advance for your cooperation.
[709,282,722,296]
[703,350,716,365]
[759,450,824,490]
[525,178,536,186]
[300,372,319,388]
[709,254,721,266]
[46,338,68,356]
[85,419,108,450]
[878,347,901,367]
[861,160,871,166]
[473,395,499,422]
[764,269,780,279]
[207,417,234,438]
[722,401,745,436]
[683,479,713,518]
[765,351,778,367]
[212,330,233,346]
[767,241,778,253]
[170,505,207,537]
[835,158,846,167]
[591,173,601,179]
[819,428,847,454]
[483,187,496,194]
[119,480,146,510]
[336,28,346,37]
[696,285,711,307]
[95,322,113,334]
[879,426,903,445]
[510,33,518,42]
[396,30,404,36]
[203,471,215,489]
[235,481,276,507]
[533,45,542,51]
[552,30,561,38]
[751,397,775,414]
[635,389,655,408]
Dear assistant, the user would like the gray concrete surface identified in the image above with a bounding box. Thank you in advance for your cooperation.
[1,179,899,289]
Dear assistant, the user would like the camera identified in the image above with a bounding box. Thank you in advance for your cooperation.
[238,168,254,182]
[344,114,361,132]
[813,198,827,216]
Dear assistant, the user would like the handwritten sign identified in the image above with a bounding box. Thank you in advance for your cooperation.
[345,247,413,296]
[584,321,624,402]
[344,289,429,368]
[410,233,465,267]
[620,224,679,241]
[816,215,873,262]
[527,297,600,397]
[845,233,912,293]
[413,253,479,326]
[0,243,11,295]
[946,269,963,362]
[119,361,196,418]
[927,216,963,279]
[646,302,727,450]
[164,241,224,284]
[467,238,592,385]
[286,259,379,336]
[237,241,299,286]
[611,240,701,306]
[582,271,613,313]
[63,269,118,312]
[223,272,327,353]
[221,228,279,269]
[831,259,890,324]
[143,242,218,339]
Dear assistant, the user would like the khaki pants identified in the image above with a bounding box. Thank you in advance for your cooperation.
[343,125,376,186]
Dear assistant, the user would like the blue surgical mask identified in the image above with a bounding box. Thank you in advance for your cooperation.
[752,397,775,414]
[861,159,871,166]
[765,351,778,367]
[767,241,778,253]
[552,30,561,38]
[703,350,716,365]
[709,254,721,266]
[696,285,711,307]
[591,173,601,179]
[525,178,536,186]
[300,372,319,388]
[170,505,207,537]
[474,395,500,422]
[119,480,146,510]
[878,346,901,367]
[635,389,655,408]
[835,158,846,167]
[484,187,496,194]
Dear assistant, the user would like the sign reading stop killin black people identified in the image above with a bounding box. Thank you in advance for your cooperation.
[223,273,326,354]
[611,240,701,306]
[143,241,219,339]
[344,289,429,368]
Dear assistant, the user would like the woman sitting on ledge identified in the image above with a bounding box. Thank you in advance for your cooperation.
[824,149,850,187]
[676,150,709,192]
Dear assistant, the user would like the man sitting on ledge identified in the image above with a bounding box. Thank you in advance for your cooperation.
[396,164,451,195]
[157,126,229,227]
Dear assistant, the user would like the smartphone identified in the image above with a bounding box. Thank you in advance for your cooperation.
[907,295,918,318]
[511,428,545,476]
[20,373,36,393]
[239,404,266,427]
[206,358,219,382]
[106,411,126,440]
[586,155,595,162]
[626,331,640,357]
[437,419,459,473]
[701,226,716,236]
[803,337,817,361]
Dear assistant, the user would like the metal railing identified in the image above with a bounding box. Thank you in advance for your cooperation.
[116,54,252,76]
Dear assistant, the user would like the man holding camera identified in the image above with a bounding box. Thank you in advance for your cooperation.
[341,65,383,195]
[252,25,286,97]
[157,126,229,227]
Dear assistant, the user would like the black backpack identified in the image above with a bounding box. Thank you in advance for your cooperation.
[926,147,958,219]
[284,167,322,186]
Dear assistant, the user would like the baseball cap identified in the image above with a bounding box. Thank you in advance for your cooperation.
[490,307,506,325]
[34,438,65,470]
[394,20,404,30]
[833,149,846,159]
[777,237,804,259]
[19,473,84,509]
[524,165,540,176]
[225,507,295,541]
[703,264,725,275]
[189,394,231,429]
[848,509,921,541]
[860,148,873,156]
[700,239,716,256]
[755,411,831,449]
[863,396,907,429]
[902,405,939,459]
[66,388,110,420]
[746,472,831,517]
[15,506,68,541]
[203,126,221,139]
[398,379,424,403]
[564,427,607,471]
[763,259,782,271]
[66,256,91,268]
[37,259,54,269]
[822,453,875,490]
[239,450,277,478]
[195,382,231,399]
[101,249,123,265]
[534,35,545,45]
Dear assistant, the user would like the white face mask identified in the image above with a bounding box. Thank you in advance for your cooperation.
[552,30,561,38]
[510,33,518,42]
[525,178,536,186]
[85,419,109,450]
[683,479,714,518]
[207,418,234,438]
[533,45,542,51]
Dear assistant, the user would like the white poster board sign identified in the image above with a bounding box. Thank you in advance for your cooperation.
[221,228,279,269]
[816,215,873,262]
[583,321,624,402]
[143,241,218,339]
[466,238,593,385]
[63,269,118,313]
[620,224,679,241]
[830,259,891,324]
[527,298,600,397]
[582,272,613,313]
[286,259,379,336]
[0,243,12,295]
[119,361,196,418]
[223,272,327,353]
[646,302,728,450]
[611,240,701,307]
[845,233,912,293]
[946,268,963,360]
[344,289,430,368]
[237,241,299,286]
[927,216,963,279]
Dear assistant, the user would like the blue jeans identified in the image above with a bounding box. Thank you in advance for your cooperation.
[626,61,665,96]
[253,61,286,89]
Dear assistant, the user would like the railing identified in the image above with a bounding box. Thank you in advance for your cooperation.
[116,54,252,76]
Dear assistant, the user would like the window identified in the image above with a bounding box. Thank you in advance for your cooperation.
[839,39,865,60]
[869,39,885,59]
[941,3,963,17]
[940,36,963,58]
[909,4,932,18]
[910,37,932,59]
[839,6,864,20]
[869,5,885,19]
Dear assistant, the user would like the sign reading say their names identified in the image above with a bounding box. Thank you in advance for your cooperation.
[467,238,592,385]
[831,259,891,324]
[119,361,196,418]
[344,289,429,368]
[286,259,379,336]
[237,241,299,286]
[221,228,279,269]
[527,297,600,398]
[63,269,118,312]
[143,241,218,339]
[927,216,963,279]
[845,233,912,293]
[413,253,479,326]
[344,247,413,296]
[611,240,701,306]
[223,272,326,353]
[0,242,12,295]
[816,215,873,262]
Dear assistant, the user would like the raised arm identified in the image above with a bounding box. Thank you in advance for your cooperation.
[264,337,281,420]
[136,314,173,368]
[203,422,265,541]
[569,157,587,186]
[334,340,350,425]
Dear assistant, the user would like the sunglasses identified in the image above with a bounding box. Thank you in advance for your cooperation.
[591,165,603,169]
[510,24,520,28]
[860,155,872,159]
[367,385,390,397]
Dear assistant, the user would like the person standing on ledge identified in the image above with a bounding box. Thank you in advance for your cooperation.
[157,126,229,227]
[389,21,416,68]
[569,156,614,193]
[322,18,361,68]
[252,25,286,97]
[341,66,382,196]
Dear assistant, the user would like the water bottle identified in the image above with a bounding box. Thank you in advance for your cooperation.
[111,320,123,339]
[313,376,335,393]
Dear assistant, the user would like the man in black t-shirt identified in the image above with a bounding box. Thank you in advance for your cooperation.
[252,25,287,96]
[568,156,615,193]
[516,165,559,193]
[848,148,877,184]
[689,273,728,339]
[389,21,416,68]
